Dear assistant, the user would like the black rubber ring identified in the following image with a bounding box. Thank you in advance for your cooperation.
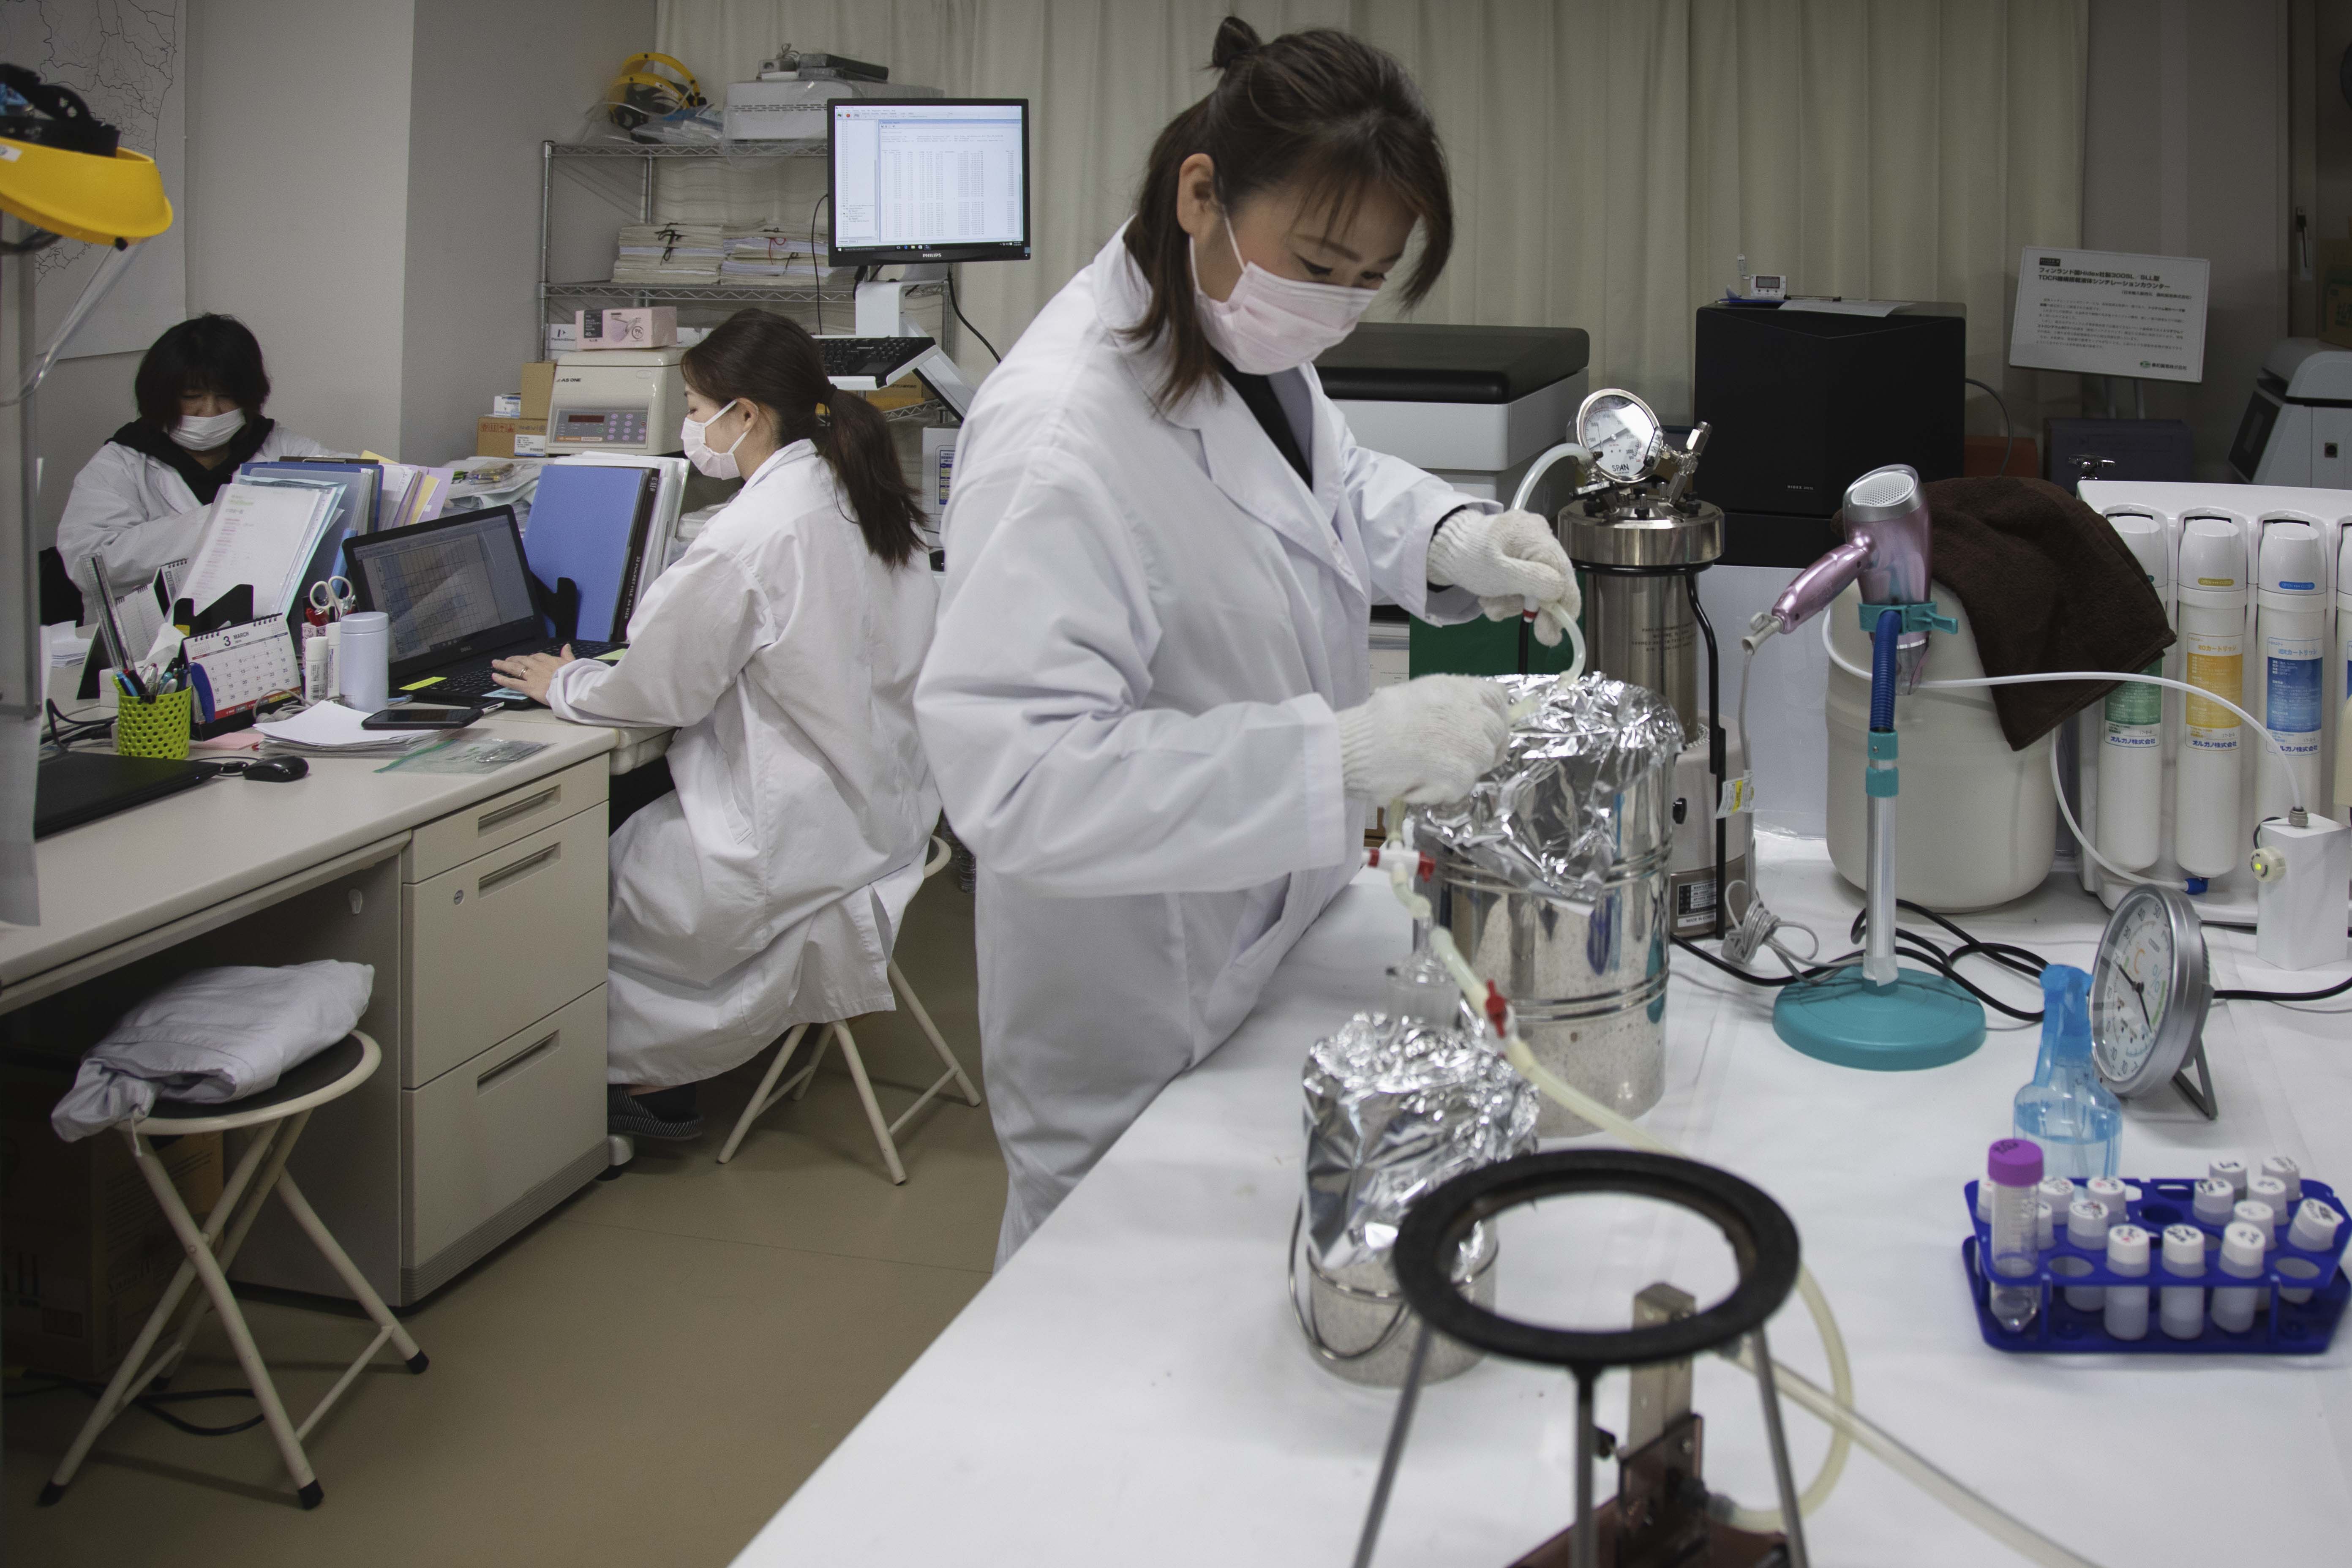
[1391,1150,1801,1373]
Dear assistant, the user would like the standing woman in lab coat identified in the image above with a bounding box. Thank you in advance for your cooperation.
[58,314,327,598]
[918,19,1579,1258]
[492,309,939,1140]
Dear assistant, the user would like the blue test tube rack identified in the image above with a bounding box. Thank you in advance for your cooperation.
[1960,1177,2350,1355]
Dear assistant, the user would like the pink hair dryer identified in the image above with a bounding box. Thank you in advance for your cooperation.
[1744,464,1937,688]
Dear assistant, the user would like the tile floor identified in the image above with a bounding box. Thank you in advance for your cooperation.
[3,874,1003,1568]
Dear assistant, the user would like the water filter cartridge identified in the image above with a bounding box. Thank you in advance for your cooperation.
[2099,514,2171,870]
[2255,520,2325,821]
[2104,1223,2151,1340]
[2175,517,2248,878]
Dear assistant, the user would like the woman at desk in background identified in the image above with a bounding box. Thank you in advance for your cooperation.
[57,313,327,599]
[490,309,939,1142]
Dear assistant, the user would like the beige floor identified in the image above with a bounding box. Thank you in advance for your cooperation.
[4,873,1003,1568]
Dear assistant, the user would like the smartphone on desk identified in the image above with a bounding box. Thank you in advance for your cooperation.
[360,703,487,731]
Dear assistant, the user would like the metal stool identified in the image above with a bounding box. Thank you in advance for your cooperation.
[38,1031,425,1510]
[716,836,981,1181]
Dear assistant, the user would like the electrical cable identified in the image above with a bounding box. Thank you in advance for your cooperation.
[945,269,1001,363]
[2216,973,2352,1004]
[810,192,831,335]
[5,1373,264,1437]
[1964,377,2017,479]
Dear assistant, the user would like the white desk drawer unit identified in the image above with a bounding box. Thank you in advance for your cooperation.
[403,806,608,1088]
[403,987,608,1300]
[404,758,606,882]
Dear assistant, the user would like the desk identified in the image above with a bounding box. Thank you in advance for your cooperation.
[735,835,2352,1566]
[3,716,624,1305]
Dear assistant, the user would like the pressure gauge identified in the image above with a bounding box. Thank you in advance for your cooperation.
[1576,389,1665,485]
[2090,884,2215,1118]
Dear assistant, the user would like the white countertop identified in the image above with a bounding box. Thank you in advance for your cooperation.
[2,716,616,990]
[734,834,2352,1567]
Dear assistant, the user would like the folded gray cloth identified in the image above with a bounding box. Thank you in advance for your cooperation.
[51,961,374,1140]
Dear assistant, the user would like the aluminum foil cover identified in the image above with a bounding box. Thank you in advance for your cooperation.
[1303,1013,1539,1275]
[1409,674,1683,900]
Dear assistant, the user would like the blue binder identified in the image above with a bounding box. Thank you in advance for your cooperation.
[523,464,659,642]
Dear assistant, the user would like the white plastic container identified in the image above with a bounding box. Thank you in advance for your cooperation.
[2175,516,2248,879]
[2102,1223,2151,1340]
[337,611,390,715]
[2254,518,2326,822]
[2097,514,2170,871]
[2158,1223,2208,1339]
[1826,581,2053,910]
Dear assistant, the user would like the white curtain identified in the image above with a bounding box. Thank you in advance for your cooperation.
[657,0,2086,423]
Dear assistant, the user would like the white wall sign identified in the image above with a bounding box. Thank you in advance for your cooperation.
[2008,247,2210,383]
[0,0,188,360]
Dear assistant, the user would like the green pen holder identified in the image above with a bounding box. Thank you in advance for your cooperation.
[115,687,195,761]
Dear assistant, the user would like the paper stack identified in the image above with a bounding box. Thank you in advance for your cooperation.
[612,223,723,285]
[179,480,338,621]
[255,701,443,756]
[720,228,850,288]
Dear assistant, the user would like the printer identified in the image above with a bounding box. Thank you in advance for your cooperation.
[2232,338,2352,488]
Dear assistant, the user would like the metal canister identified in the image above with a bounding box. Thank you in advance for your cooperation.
[1559,497,1725,739]
[1294,1219,1498,1386]
[1428,804,1672,1137]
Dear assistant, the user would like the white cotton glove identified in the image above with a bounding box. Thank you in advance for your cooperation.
[1425,508,1581,647]
[1336,675,1513,804]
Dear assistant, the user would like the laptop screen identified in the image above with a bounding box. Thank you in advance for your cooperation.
[346,507,541,667]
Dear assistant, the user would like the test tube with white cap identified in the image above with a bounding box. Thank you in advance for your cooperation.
[2210,1222,2269,1333]
[2209,1157,2249,1199]
[2085,1177,2129,1226]
[2192,1178,2237,1228]
[2160,1224,2208,1339]
[2065,1197,2112,1311]
[2283,1199,2344,1304]
[2233,1198,2278,1249]
[2260,1156,2303,1208]
[2037,1201,2055,1252]
[2104,1225,2152,1340]
[2247,1176,2290,1228]
[2039,1176,2077,1222]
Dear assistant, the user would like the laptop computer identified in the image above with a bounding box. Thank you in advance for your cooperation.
[342,505,617,705]
[35,752,214,838]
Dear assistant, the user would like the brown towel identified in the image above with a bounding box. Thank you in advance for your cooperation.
[1856,477,2174,751]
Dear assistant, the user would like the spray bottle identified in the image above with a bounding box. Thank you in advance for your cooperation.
[2254,519,2325,822]
[2175,516,2247,881]
[2097,514,2170,871]
[2011,964,2121,1181]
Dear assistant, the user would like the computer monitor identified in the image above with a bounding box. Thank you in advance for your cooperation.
[827,98,1031,266]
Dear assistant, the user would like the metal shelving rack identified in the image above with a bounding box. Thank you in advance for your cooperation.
[534,139,944,346]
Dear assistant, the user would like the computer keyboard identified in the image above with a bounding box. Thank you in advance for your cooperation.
[429,640,616,701]
[818,336,933,380]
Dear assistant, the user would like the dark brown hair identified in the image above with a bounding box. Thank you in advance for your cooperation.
[134,314,270,429]
[1123,17,1453,409]
[681,310,924,567]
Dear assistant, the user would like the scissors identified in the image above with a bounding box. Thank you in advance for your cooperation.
[308,575,355,624]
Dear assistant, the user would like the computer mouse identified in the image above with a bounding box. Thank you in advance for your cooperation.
[243,756,309,783]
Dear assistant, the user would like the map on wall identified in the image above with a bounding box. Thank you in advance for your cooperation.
[0,0,187,360]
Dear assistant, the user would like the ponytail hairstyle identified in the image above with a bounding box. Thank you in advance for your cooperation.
[680,309,924,567]
[1123,17,1453,409]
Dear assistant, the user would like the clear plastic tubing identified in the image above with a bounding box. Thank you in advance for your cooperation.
[2210,1156,2249,1199]
[1986,1139,2044,1333]
[2104,1224,2152,1340]
[2086,1177,2129,1224]
[2210,1222,2269,1334]
[2261,1156,2303,1208]
[2065,1197,2113,1311]
[2284,1200,2344,1304]
[2161,1224,2209,1339]
[2193,1177,2238,1228]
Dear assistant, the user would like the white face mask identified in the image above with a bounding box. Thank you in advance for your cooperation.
[1192,218,1381,376]
[171,407,246,451]
[681,399,750,480]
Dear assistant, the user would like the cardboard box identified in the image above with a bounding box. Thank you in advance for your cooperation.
[546,322,580,358]
[476,416,547,458]
[3,1074,224,1380]
[570,307,676,350]
[2321,221,2352,350]
[520,361,556,424]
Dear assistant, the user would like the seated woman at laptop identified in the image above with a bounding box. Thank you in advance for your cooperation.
[59,314,328,599]
[490,309,938,1141]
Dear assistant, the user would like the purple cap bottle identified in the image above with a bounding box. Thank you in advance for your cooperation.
[1988,1137,2044,1188]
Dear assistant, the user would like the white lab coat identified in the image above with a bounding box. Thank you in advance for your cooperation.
[58,425,328,597]
[548,442,940,1086]
[917,229,1491,1259]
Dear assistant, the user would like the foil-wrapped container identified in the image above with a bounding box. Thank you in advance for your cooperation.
[1409,674,1684,903]
[1409,674,1682,1136]
[1294,1012,1539,1385]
